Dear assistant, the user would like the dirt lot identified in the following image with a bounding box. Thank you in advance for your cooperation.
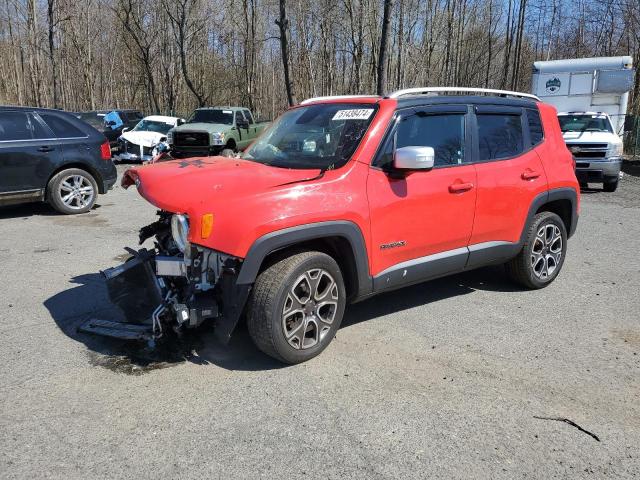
[1,164,639,479]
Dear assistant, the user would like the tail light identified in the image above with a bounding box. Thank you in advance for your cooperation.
[100,141,111,160]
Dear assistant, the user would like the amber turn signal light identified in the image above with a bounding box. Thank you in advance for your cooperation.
[201,213,214,239]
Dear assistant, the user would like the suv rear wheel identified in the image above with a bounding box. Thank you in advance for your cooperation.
[47,168,98,214]
[247,251,346,364]
[505,211,567,289]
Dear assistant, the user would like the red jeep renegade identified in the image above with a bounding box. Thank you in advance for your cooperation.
[86,88,580,364]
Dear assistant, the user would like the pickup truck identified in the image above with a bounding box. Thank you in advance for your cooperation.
[167,107,269,158]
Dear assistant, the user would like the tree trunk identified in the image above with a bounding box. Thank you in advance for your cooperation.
[377,0,394,95]
[275,0,295,106]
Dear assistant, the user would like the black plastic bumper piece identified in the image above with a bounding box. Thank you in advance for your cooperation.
[102,249,162,324]
[79,318,152,341]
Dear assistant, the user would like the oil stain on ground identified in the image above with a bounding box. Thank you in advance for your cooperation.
[86,333,209,375]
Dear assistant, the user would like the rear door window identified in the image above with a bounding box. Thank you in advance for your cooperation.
[0,112,48,141]
[477,113,524,161]
[39,113,87,138]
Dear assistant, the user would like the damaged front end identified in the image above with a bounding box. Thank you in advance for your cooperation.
[80,211,250,344]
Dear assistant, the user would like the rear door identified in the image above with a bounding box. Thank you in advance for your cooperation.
[467,105,548,266]
[37,111,95,169]
[0,110,62,194]
[367,105,477,287]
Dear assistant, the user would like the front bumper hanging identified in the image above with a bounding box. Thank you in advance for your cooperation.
[79,245,250,343]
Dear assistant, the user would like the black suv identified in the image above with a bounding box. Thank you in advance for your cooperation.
[75,109,144,151]
[0,106,117,214]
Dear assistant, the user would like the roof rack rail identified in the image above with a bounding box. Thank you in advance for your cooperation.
[300,95,378,105]
[388,87,540,101]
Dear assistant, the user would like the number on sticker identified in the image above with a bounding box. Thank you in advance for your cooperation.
[332,109,374,121]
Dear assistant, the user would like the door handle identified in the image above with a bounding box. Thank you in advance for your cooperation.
[37,146,54,153]
[448,182,474,193]
[521,169,541,180]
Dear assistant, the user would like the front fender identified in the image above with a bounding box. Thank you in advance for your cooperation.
[236,220,373,298]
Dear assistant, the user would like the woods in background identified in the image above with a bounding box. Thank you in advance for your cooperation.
[1,0,639,121]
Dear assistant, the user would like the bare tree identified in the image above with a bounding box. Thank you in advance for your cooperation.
[377,0,394,95]
[275,0,295,106]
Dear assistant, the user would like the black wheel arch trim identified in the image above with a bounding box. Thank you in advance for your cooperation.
[236,220,373,298]
[520,187,578,241]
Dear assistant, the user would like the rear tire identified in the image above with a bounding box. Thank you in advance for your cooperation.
[603,177,619,192]
[47,168,98,214]
[505,212,567,289]
[246,251,346,364]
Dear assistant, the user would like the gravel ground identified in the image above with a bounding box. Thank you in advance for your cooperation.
[1,163,639,479]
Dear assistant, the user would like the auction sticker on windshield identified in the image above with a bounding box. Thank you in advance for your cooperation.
[332,109,374,121]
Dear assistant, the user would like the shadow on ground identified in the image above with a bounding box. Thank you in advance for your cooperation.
[622,159,640,177]
[44,265,518,374]
[0,201,102,220]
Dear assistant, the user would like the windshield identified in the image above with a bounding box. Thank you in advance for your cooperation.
[133,119,172,134]
[240,103,377,170]
[189,109,233,125]
[558,115,613,133]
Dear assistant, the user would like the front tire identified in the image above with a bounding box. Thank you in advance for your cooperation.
[505,212,567,289]
[47,168,98,214]
[603,177,619,192]
[247,251,346,364]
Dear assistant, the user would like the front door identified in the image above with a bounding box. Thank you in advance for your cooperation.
[367,105,477,291]
[235,110,251,150]
[0,110,61,196]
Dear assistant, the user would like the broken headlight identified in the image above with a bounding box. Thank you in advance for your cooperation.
[171,214,190,252]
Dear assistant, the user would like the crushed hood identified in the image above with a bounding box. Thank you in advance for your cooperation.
[122,156,321,214]
[121,130,167,148]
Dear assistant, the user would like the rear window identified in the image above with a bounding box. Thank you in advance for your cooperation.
[478,114,524,161]
[39,113,87,138]
[526,109,544,146]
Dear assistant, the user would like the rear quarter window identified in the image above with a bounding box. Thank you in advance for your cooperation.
[526,108,544,146]
[39,113,87,139]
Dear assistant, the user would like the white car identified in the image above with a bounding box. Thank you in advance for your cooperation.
[114,115,185,163]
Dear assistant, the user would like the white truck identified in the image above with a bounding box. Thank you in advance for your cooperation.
[532,56,634,191]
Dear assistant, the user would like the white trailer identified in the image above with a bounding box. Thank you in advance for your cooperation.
[532,56,634,134]
[532,56,634,191]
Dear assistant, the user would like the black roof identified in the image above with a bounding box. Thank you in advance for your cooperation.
[0,105,73,114]
[394,95,538,109]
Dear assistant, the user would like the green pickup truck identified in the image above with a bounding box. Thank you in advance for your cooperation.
[167,107,269,158]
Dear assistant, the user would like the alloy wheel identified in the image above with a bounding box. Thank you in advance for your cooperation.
[282,268,339,350]
[58,174,95,210]
[530,224,563,280]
